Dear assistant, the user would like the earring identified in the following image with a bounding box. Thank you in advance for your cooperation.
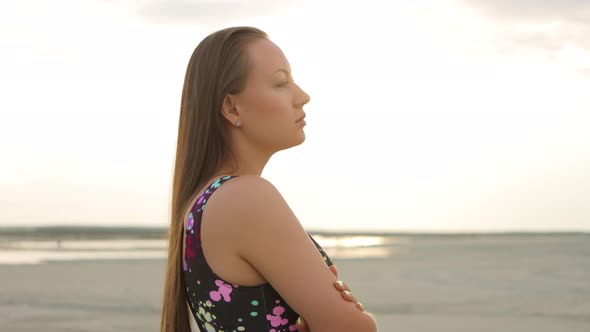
[235,120,241,127]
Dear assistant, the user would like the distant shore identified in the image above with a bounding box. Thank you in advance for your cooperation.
[1,225,587,241]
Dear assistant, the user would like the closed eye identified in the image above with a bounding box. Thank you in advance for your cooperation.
[277,78,295,87]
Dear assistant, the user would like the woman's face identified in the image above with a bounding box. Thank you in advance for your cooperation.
[228,38,311,152]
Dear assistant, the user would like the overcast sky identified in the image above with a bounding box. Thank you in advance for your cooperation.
[1,0,589,232]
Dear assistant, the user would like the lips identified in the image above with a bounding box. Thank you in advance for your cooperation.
[296,114,306,122]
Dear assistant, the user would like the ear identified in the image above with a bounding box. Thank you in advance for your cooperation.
[220,93,239,124]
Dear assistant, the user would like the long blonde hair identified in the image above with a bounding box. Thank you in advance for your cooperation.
[160,26,268,332]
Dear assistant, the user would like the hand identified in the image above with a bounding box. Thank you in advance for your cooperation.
[295,265,365,331]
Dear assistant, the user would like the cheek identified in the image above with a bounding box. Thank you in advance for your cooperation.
[242,89,295,146]
[248,88,289,120]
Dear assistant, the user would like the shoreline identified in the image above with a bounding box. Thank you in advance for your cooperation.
[1,225,588,241]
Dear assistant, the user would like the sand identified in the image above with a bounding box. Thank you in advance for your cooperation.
[1,233,589,331]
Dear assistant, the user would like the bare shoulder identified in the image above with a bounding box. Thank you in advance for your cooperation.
[206,175,377,331]
[204,175,286,220]
[207,175,303,238]
[200,175,285,243]
[211,174,279,197]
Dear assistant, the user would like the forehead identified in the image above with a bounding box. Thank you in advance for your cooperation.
[246,38,291,76]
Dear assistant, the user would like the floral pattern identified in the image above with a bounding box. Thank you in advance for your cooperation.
[182,175,333,331]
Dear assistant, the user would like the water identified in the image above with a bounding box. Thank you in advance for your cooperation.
[1,227,588,266]
[0,227,406,264]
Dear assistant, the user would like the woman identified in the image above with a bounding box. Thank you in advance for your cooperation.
[160,26,377,332]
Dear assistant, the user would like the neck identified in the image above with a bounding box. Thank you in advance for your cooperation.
[216,130,274,177]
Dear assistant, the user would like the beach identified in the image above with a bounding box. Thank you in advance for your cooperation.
[1,230,589,331]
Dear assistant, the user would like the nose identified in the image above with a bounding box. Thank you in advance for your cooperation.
[296,84,311,108]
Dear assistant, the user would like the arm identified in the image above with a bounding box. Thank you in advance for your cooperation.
[213,175,377,332]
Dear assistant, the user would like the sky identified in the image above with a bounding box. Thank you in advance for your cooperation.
[1,0,589,232]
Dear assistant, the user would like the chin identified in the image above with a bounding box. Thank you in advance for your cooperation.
[274,131,306,152]
[295,130,306,145]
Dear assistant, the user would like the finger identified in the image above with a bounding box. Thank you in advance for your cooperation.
[296,316,308,331]
[329,265,338,278]
[340,290,357,303]
[333,280,350,292]
[355,302,365,312]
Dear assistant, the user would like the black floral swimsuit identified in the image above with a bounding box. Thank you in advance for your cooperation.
[183,175,333,332]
